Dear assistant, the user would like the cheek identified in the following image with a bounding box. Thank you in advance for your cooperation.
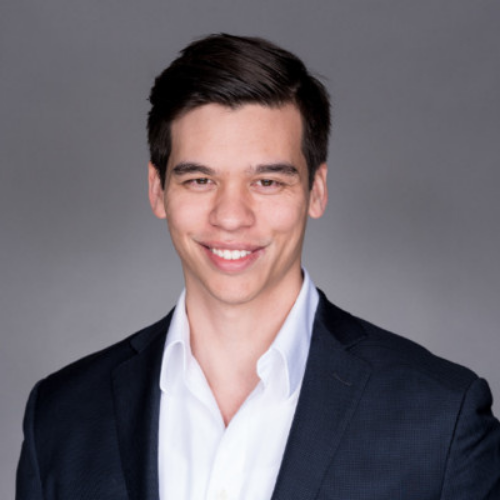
[258,198,308,234]
[164,194,207,235]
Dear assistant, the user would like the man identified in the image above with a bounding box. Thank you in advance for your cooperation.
[17,34,500,500]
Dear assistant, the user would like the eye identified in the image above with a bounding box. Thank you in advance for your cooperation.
[193,178,209,185]
[253,179,284,192]
[184,178,214,190]
[255,179,284,187]
[258,179,276,187]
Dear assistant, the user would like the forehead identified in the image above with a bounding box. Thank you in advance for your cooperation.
[168,103,305,169]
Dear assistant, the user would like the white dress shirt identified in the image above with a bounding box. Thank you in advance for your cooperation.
[158,270,319,500]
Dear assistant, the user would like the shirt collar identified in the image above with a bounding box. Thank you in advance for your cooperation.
[159,270,319,399]
[256,269,318,398]
[159,289,190,393]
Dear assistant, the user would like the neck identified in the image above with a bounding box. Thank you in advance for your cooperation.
[186,270,303,355]
[184,270,304,425]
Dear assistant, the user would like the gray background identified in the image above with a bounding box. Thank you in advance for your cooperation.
[1,0,499,497]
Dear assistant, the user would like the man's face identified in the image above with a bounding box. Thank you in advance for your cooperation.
[149,103,327,307]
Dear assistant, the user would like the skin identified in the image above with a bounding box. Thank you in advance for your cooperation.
[149,103,328,424]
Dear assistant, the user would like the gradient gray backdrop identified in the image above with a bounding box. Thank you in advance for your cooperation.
[1,1,499,497]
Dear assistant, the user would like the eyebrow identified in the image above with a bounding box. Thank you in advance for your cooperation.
[254,163,299,177]
[171,162,299,177]
[171,162,216,176]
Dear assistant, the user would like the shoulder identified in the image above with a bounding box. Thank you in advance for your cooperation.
[315,290,478,395]
[33,313,172,403]
[310,291,500,497]
[353,316,477,392]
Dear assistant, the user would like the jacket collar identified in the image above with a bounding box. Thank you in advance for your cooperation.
[112,313,172,500]
[271,291,372,500]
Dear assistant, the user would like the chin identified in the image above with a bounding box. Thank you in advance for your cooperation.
[204,279,265,307]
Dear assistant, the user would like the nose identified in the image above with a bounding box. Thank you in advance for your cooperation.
[209,184,255,231]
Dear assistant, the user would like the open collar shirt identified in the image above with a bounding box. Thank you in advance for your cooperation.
[158,270,319,500]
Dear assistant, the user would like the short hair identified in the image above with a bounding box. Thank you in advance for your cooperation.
[147,33,331,188]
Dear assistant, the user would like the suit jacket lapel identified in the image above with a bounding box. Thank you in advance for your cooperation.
[112,314,172,500]
[272,292,372,500]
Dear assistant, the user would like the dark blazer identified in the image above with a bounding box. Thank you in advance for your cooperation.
[17,291,500,499]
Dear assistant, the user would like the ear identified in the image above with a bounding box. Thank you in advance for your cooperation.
[308,163,328,219]
[148,162,167,219]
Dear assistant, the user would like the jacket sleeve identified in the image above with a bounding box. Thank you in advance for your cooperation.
[440,377,500,499]
[16,382,44,500]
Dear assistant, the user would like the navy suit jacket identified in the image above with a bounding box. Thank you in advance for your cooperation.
[17,291,500,499]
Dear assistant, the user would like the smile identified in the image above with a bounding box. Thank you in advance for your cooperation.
[210,248,252,260]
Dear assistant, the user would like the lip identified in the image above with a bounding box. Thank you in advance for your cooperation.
[198,240,263,252]
[197,240,265,273]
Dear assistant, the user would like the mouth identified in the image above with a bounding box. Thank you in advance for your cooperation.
[209,248,253,260]
[197,241,263,268]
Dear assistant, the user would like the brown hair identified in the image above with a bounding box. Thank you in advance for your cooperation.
[147,34,331,188]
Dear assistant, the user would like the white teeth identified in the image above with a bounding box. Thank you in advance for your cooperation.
[211,248,252,260]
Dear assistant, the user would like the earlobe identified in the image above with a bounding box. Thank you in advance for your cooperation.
[148,162,167,219]
[308,163,328,219]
